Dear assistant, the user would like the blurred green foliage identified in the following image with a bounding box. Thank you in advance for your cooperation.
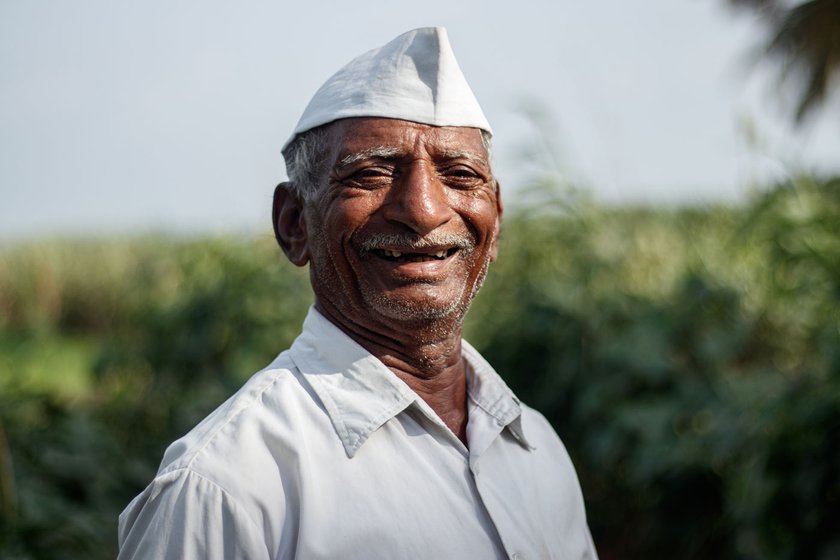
[1,177,839,559]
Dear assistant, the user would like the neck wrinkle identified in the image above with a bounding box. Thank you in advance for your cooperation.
[313,298,470,442]
[313,298,467,379]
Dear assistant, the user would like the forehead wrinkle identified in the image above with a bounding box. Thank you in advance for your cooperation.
[338,146,404,167]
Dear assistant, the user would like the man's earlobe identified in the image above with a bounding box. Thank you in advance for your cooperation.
[490,180,503,262]
[272,182,310,267]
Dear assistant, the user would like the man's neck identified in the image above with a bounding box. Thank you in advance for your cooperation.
[314,301,470,446]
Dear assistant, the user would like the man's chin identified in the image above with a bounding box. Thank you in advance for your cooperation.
[363,291,467,325]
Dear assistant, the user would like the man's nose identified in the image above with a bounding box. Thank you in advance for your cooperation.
[382,161,452,235]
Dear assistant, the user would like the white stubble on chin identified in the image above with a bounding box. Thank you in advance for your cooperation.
[358,247,493,336]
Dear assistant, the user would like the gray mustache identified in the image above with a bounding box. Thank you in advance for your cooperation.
[357,233,474,252]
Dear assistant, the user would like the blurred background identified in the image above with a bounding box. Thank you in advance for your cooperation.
[1,1,839,558]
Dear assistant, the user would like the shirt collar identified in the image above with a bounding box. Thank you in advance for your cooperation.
[462,340,533,450]
[289,307,532,457]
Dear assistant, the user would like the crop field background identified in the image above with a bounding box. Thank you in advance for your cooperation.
[1,176,838,558]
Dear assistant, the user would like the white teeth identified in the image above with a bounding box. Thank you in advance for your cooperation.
[379,249,449,259]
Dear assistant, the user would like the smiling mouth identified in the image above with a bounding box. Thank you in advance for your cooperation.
[372,248,459,262]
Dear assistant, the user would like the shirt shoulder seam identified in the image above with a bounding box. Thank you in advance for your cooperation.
[167,466,266,539]
[167,366,291,473]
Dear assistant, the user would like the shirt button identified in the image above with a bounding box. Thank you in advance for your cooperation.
[472,463,480,476]
[511,553,523,560]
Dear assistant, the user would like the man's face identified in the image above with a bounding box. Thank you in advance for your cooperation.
[302,117,502,330]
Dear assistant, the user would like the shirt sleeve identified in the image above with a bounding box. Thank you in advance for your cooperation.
[118,468,270,560]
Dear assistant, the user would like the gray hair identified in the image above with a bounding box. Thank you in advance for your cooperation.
[282,123,494,201]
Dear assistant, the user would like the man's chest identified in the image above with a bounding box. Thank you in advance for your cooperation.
[269,414,581,560]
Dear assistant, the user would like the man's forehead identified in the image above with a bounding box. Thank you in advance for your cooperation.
[328,118,488,162]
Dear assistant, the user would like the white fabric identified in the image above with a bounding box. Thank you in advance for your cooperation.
[118,307,597,560]
[284,27,491,151]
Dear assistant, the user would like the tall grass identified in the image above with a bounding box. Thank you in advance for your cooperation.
[1,177,838,559]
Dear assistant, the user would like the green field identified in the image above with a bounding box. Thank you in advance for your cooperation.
[1,177,838,559]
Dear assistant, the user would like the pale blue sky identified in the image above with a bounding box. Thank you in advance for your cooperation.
[2,0,838,240]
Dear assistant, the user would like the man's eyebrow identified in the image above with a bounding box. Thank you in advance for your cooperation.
[337,146,490,169]
[338,146,404,167]
[437,149,489,167]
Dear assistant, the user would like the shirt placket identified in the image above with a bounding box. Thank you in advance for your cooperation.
[468,403,539,560]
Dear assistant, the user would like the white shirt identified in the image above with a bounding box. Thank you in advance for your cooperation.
[118,307,597,559]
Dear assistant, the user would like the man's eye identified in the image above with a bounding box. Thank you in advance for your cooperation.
[440,166,484,187]
[357,168,391,178]
[344,167,394,188]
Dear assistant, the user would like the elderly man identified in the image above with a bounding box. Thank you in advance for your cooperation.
[118,27,597,559]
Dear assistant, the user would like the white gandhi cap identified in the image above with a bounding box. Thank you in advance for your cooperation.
[283,26,491,151]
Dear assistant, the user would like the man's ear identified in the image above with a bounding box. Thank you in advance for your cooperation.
[490,180,503,262]
[272,182,310,267]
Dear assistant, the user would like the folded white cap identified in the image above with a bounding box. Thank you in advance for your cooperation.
[284,27,491,150]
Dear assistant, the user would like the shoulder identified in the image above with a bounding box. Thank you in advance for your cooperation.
[519,404,577,470]
[159,353,294,470]
[120,351,332,556]
[519,404,561,445]
[118,467,269,559]
[158,350,332,474]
